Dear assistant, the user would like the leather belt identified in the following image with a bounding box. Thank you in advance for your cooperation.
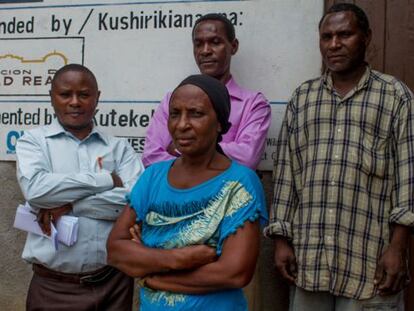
[33,263,117,285]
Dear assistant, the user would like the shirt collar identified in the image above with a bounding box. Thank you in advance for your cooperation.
[45,119,109,145]
[225,76,243,101]
[323,65,371,97]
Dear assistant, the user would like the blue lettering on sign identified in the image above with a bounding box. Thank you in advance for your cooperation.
[6,130,24,154]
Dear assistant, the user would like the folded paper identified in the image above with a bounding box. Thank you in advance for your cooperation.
[13,203,78,250]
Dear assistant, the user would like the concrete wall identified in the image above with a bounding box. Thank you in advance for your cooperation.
[0,161,31,311]
[0,165,288,311]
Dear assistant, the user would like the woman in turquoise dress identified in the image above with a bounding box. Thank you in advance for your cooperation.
[107,74,268,310]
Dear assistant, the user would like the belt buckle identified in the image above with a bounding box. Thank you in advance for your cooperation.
[80,267,115,285]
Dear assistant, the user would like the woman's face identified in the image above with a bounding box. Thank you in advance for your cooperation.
[168,84,222,157]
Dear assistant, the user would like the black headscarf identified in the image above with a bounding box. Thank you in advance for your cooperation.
[170,74,232,153]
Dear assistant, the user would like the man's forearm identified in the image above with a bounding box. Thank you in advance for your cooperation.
[72,188,127,220]
[20,171,114,209]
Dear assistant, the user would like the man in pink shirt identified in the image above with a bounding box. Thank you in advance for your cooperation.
[143,13,271,169]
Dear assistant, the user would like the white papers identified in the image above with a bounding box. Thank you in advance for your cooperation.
[55,214,78,247]
[13,203,79,250]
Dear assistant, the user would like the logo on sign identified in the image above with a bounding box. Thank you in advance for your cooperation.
[0,37,84,96]
[6,130,24,154]
[0,51,66,95]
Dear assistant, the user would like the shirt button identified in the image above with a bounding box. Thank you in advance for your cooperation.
[329,209,333,214]
[334,154,339,159]
[337,128,342,133]
[331,181,335,186]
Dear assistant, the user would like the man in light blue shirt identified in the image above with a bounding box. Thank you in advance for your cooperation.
[16,64,144,311]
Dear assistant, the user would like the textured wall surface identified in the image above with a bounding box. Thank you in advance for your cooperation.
[0,162,31,311]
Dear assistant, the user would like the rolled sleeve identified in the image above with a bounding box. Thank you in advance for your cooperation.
[389,207,414,227]
[264,99,298,239]
[263,219,293,239]
[390,96,414,229]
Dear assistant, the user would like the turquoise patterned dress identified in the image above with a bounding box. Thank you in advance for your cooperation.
[128,160,268,311]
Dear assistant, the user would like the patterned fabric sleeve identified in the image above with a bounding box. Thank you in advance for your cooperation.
[263,92,300,239]
[389,84,414,226]
[216,169,268,255]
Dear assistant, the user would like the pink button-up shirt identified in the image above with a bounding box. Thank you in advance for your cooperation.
[142,77,271,169]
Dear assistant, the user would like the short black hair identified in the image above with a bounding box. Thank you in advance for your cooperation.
[319,3,370,35]
[51,63,98,90]
[192,13,236,42]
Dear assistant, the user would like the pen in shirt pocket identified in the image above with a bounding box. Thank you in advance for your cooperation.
[96,156,115,172]
[97,156,103,171]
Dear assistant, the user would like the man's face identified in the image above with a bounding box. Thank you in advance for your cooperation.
[50,70,100,140]
[319,11,371,75]
[193,20,238,83]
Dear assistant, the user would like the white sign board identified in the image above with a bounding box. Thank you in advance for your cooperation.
[0,0,323,170]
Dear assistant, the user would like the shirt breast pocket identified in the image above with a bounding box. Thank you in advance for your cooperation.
[96,155,116,173]
[358,130,389,178]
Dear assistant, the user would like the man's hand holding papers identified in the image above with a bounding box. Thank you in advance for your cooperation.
[14,203,79,250]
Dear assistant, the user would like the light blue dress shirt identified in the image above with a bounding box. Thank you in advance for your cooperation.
[16,120,144,273]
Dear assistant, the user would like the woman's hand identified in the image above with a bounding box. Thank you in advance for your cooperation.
[129,224,142,243]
